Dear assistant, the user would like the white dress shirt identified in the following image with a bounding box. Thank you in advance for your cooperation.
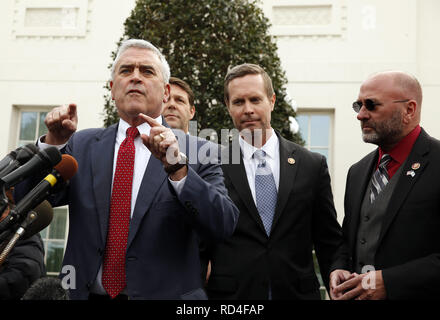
[238,129,280,205]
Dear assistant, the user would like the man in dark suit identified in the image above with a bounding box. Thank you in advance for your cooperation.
[204,63,344,300]
[330,71,440,300]
[34,39,238,299]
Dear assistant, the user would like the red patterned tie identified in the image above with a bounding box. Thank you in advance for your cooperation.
[102,126,139,298]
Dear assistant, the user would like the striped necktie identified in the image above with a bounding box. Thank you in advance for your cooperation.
[370,154,392,203]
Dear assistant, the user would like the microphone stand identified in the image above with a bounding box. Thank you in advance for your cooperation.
[0,210,37,266]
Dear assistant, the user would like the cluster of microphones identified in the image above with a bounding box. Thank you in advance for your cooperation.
[0,144,78,298]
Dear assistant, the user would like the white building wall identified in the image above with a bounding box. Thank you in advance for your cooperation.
[263,0,440,222]
[1,0,439,223]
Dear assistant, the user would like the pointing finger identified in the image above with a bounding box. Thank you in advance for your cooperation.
[139,113,161,127]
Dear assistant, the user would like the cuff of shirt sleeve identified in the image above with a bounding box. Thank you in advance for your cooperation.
[168,175,187,196]
[37,135,67,150]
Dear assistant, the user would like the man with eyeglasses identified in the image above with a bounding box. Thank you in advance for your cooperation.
[329,71,440,300]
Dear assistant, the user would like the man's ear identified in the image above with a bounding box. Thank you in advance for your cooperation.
[110,81,114,100]
[404,100,417,124]
[189,106,196,120]
[270,93,276,111]
[163,83,171,103]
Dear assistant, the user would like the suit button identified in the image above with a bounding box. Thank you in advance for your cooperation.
[185,201,194,210]
[360,238,366,245]
[364,215,370,222]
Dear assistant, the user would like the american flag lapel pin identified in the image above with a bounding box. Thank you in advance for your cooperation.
[406,170,415,178]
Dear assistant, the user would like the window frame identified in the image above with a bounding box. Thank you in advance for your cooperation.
[14,106,69,276]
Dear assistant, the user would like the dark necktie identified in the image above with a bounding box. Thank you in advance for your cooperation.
[370,154,392,203]
[102,126,139,298]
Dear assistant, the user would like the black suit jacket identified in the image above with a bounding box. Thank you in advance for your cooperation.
[205,132,344,300]
[338,128,440,299]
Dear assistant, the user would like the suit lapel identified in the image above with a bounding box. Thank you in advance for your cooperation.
[270,134,298,232]
[90,124,117,245]
[126,120,171,248]
[127,155,168,248]
[222,139,267,234]
[377,130,430,245]
[348,151,378,248]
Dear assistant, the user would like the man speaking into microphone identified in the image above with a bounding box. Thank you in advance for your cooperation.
[31,39,238,300]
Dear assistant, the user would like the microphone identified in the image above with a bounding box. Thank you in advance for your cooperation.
[0,201,53,266]
[0,154,77,233]
[0,148,19,173]
[0,146,62,189]
[0,144,39,178]
[22,277,69,300]
[20,200,54,240]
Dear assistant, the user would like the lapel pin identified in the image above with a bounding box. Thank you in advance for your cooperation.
[406,170,415,177]
[288,158,295,165]
[411,162,421,170]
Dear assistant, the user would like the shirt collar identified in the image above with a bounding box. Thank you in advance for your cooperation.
[239,128,278,160]
[117,116,163,141]
[378,125,421,165]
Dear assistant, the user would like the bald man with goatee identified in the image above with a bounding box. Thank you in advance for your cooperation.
[330,71,440,300]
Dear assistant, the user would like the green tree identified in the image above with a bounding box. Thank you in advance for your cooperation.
[103,0,303,144]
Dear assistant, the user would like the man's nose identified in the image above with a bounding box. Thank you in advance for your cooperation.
[357,105,370,121]
[164,99,176,109]
[243,101,254,114]
[130,68,142,82]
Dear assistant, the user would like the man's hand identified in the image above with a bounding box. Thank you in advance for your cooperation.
[329,269,355,300]
[44,104,78,145]
[333,270,387,300]
[139,113,187,180]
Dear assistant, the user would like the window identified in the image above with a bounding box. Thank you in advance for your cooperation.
[40,207,69,276]
[18,111,48,146]
[16,108,69,276]
[296,111,333,170]
[297,111,333,300]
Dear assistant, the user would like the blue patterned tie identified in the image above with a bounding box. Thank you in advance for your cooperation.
[370,154,392,203]
[254,149,277,236]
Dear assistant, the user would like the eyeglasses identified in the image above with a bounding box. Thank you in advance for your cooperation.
[352,99,410,113]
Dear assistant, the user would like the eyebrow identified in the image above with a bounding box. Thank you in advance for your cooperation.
[173,93,187,100]
[118,63,156,71]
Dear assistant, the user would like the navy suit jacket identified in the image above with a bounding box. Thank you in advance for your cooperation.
[42,122,238,299]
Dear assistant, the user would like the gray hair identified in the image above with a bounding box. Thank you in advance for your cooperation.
[110,39,170,83]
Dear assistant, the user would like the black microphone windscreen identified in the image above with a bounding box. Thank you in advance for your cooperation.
[21,277,69,300]
[21,200,54,240]
[1,146,62,189]
[15,146,38,164]
[40,146,62,167]
[22,143,39,155]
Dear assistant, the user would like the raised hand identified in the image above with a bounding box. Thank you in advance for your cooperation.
[44,104,78,145]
